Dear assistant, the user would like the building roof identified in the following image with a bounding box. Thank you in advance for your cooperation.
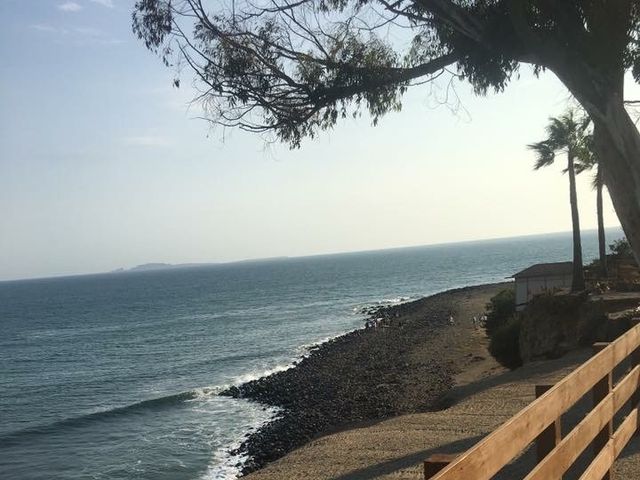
[512,262,573,279]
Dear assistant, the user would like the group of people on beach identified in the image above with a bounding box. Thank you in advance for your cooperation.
[365,318,383,329]
[449,314,486,327]
[472,314,487,328]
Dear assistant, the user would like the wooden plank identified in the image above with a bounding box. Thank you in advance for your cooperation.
[431,324,640,480]
[632,318,640,430]
[578,407,639,480]
[424,454,458,479]
[631,345,640,412]
[524,366,640,480]
[535,385,561,463]
[592,343,613,480]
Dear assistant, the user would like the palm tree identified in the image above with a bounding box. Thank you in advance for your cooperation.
[528,110,587,292]
[575,134,608,278]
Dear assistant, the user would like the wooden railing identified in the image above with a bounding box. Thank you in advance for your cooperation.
[425,322,640,480]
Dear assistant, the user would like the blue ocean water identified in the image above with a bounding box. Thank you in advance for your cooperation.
[0,229,623,480]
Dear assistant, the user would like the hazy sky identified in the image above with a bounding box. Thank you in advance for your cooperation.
[1,1,636,281]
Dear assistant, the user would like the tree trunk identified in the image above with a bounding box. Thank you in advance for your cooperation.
[589,100,640,267]
[567,152,586,292]
[596,164,608,277]
[552,64,640,266]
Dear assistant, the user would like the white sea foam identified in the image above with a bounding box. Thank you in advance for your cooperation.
[197,325,367,478]
[187,302,390,478]
[295,335,336,354]
[189,385,226,399]
[198,399,279,480]
[293,329,360,356]
[229,332,358,386]
[351,295,412,314]
[196,307,379,478]
[232,363,295,384]
[379,296,411,304]
[201,449,243,480]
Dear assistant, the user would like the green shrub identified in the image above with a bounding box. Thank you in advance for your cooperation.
[489,315,523,369]
[485,289,516,336]
[610,237,633,258]
[485,289,521,369]
[527,290,586,315]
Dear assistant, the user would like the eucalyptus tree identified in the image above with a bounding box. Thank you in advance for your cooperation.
[132,1,640,260]
[529,110,588,292]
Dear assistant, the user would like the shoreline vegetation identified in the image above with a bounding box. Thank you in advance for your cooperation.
[220,282,511,475]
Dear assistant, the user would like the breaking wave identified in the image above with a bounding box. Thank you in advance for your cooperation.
[0,388,222,447]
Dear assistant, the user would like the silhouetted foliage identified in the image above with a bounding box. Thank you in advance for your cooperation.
[484,288,515,337]
[528,110,590,171]
[610,237,633,258]
[488,315,522,369]
[132,1,640,147]
[485,289,521,368]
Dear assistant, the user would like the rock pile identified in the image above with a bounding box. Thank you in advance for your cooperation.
[220,292,461,474]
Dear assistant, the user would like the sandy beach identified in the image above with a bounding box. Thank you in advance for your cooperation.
[221,282,511,475]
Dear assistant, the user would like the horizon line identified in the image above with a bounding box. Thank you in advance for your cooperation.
[0,225,624,284]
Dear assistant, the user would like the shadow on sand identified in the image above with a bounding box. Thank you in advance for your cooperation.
[331,347,640,480]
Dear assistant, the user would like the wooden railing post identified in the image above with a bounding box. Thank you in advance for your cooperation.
[424,453,458,479]
[593,342,613,480]
[535,384,561,464]
[630,319,640,440]
[631,319,640,411]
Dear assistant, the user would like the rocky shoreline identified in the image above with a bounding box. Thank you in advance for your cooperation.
[220,284,503,475]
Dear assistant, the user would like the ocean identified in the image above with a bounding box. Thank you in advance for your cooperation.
[0,228,623,480]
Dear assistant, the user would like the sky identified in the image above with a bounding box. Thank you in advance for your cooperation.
[0,1,635,281]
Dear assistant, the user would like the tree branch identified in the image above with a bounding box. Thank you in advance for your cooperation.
[413,0,484,43]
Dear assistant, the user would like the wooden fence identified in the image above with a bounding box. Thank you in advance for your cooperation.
[425,322,640,479]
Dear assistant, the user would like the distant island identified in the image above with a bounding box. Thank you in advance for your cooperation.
[110,262,212,273]
[111,257,290,274]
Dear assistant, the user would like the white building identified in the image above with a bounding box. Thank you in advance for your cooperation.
[512,262,574,311]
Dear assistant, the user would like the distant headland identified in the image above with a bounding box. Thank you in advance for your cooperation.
[111,258,290,274]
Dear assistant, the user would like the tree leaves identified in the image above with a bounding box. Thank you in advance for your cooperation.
[528,109,592,172]
[131,1,640,147]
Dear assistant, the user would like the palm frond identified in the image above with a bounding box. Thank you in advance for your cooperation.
[574,133,597,173]
[574,161,592,174]
[592,163,607,191]
[546,118,569,150]
[529,108,594,173]
[578,113,592,133]
[528,140,556,169]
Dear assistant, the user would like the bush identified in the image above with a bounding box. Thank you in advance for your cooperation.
[485,289,516,336]
[489,315,523,369]
[518,292,588,363]
[484,289,521,369]
[610,237,633,258]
